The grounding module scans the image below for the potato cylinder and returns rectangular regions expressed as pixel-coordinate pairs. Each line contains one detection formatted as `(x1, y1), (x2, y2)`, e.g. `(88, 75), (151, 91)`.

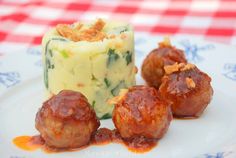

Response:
(42, 20), (136, 119)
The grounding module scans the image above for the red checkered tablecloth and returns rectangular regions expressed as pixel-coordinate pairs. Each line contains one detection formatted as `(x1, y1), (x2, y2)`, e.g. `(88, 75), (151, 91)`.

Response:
(0, 0), (236, 46)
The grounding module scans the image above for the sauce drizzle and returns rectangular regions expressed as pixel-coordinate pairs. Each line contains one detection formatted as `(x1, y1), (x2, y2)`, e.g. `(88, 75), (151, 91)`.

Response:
(13, 135), (44, 151)
(13, 128), (158, 154)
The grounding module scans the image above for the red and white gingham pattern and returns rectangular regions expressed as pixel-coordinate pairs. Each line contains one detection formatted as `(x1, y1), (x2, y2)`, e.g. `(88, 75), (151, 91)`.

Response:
(0, 0), (236, 46)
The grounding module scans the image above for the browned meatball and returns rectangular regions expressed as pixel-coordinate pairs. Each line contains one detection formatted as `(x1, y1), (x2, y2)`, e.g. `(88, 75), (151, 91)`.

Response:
(112, 86), (172, 139)
(159, 63), (213, 118)
(35, 90), (100, 149)
(141, 38), (187, 89)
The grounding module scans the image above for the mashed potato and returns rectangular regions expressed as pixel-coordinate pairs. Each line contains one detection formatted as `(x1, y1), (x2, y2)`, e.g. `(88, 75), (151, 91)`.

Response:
(42, 19), (136, 119)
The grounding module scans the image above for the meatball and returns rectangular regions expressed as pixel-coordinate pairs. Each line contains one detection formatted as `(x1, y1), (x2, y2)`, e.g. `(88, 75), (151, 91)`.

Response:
(112, 86), (172, 139)
(159, 63), (213, 118)
(35, 90), (100, 149)
(141, 38), (187, 89)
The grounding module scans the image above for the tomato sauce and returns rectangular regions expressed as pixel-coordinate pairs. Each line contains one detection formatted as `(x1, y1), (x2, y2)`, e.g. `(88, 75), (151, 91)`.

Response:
(13, 128), (158, 154)
(13, 135), (44, 151)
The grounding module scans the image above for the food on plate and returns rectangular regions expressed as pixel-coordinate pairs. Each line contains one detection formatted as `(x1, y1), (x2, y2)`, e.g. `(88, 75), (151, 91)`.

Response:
(14, 87), (168, 153)
(35, 90), (100, 148)
(159, 63), (213, 118)
(141, 37), (187, 89)
(13, 30), (215, 154)
(42, 19), (136, 119)
(112, 85), (172, 139)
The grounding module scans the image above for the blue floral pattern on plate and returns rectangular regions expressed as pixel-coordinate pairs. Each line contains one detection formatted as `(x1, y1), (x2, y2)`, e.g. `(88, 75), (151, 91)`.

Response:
(179, 40), (214, 63)
(223, 63), (236, 81)
(204, 152), (224, 158)
(197, 146), (236, 158)
(26, 47), (42, 67)
(26, 47), (41, 56)
(0, 72), (20, 88)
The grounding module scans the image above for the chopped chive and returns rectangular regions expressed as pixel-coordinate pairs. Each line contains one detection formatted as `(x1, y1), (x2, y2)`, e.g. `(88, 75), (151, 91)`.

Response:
(107, 48), (119, 67)
(92, 100), (96, 108)
(45, 38), (67, 56)
(100, 113), (111, 119)
(104, 78), (111, 88)
(92, 74), (97, 80)
(44, 58), (55, 89)
(44, 68), (48, 89)
(49, 49), (53, 57)
(125, 51), (132, 65)
(44, 58), (50, 88)
(60, 50), (69, 58)
(111, 80), (126, 96)
(120, 27), (128, 33)
(44, 38), (67, 89)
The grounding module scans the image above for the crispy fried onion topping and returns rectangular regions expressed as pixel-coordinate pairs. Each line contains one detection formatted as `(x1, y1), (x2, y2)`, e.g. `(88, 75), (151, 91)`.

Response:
(164, 63), (195, 75)
(56, 19), (107, 42)
(185, 77), (196, 89)
(107, 89), (128, 105)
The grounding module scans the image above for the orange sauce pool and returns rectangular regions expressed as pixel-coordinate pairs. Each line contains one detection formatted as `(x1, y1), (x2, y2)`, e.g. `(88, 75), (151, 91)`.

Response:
(13, 128), (158, 154)
(13, 135), (44, 151)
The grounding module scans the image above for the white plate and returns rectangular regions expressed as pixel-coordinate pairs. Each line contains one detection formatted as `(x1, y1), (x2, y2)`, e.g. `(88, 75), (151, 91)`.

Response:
(1, 34), (236, 158)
